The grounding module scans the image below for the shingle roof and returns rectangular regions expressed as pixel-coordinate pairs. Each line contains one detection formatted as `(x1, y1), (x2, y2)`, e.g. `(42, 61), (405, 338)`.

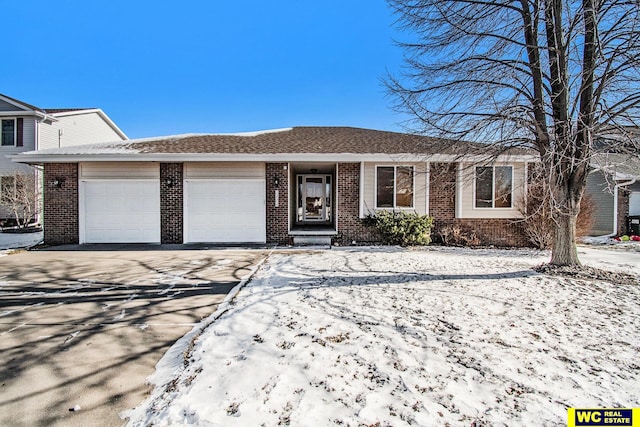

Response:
(0, 93), (45, 112)
(130, 126), (482, 155)
(0, 93), (95, 115)
(44, 108), (96, 114)
(14, 127), (537, 164)
(39, 126), (519, 156)
(592, 153), (640, 180)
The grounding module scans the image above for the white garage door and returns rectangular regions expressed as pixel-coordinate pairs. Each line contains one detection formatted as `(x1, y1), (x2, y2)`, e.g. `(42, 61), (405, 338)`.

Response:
(81, 180), (160, 243)
(185, 179), (265, 243)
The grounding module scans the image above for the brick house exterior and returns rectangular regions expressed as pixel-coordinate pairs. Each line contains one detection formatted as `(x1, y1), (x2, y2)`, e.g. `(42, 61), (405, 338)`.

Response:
(43, 163), (79, 245)
(335, 163), (381, 245)
(265, 162), (290, 245)
(160, 163), (184, 244)
(19, 127), (538, 247)
(428, 163), (528, 247)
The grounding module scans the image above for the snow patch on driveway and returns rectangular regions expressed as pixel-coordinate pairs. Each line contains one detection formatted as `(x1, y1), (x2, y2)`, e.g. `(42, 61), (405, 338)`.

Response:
(127, 247), (640, 426)
(0, 230), (43, 252)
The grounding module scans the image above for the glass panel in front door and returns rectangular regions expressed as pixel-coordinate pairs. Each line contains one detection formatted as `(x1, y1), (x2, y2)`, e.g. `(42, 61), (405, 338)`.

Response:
(304, 177), (325, 221)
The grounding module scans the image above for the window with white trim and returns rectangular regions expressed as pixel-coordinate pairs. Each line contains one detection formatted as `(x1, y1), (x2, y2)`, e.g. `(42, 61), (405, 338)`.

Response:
(475, 166), (513, 208)
(376, 165), (414, 208)
(1, 119), (15, 146)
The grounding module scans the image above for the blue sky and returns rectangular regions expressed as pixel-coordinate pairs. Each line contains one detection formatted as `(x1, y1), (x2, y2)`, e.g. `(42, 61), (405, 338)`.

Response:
(4, 1), (409, 139)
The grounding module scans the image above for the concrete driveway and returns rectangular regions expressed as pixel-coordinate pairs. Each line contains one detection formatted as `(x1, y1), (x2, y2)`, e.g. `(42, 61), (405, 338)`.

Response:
(0, 248), (267, 427)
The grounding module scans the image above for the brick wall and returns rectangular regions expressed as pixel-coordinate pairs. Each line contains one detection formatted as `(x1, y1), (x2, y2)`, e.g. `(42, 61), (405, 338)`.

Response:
(439, 218), (529, 247)
(618, 185), (630, 235)
(429, 163), (457, 221)
(429, 162), (530, 247)
(43, 163), (78, 245)
(160, 163), (183, 244)
(336, 163), (381, 244)
(266, 163), (289, 244)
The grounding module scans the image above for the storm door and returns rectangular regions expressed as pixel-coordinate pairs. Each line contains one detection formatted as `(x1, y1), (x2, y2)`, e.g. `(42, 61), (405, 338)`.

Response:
(297, 175), (332, 223)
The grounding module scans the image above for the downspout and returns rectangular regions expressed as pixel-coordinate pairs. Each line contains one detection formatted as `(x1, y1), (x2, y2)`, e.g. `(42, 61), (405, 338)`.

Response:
(600, 178), (636, 238)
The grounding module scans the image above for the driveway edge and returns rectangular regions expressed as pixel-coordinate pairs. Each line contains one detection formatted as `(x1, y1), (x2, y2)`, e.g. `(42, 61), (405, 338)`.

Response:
(122, 250), (273, 425)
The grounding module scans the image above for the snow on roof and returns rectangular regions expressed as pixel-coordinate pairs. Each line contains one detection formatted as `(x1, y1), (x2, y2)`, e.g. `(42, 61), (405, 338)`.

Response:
(12, 127), (537, 164)
(18, 133), (204, 156)
(211, 127), (293, 137)
(591, 153), (640, 180)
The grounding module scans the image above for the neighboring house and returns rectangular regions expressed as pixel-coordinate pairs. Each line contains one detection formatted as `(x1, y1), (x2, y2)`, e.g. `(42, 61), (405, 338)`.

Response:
(586, 153), (640, 236)
(12, 127), (538, 246)
(0, 93), (127, 223)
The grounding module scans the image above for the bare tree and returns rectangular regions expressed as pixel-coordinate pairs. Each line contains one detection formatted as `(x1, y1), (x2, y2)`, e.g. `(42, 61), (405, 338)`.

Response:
(0, 170), (38, 229)
(387, 0), (640, 265)
(517, 164), (595, 249)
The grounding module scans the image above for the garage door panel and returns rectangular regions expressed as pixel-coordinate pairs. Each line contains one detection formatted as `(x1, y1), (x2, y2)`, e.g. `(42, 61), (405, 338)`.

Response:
(82, 180), (160, 243)
(185, 180), (265, 243)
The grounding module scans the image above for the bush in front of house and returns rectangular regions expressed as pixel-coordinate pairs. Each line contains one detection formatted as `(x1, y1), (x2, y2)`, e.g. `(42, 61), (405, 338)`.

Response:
(436, 225), (481, 247)
(364, 211), (433, 246)
(516, 166), (595, 249)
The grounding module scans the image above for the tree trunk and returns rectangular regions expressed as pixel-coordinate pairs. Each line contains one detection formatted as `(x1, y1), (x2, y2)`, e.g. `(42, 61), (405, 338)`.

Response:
(549, 173), (584, 266)
(551, 211), (581, 266)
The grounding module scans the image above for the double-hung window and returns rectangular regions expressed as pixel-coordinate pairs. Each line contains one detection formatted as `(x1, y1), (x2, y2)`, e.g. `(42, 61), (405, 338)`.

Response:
(1, 119), (16, 146)
(475, 166), (513, 208)
(376, 165), (414, 208)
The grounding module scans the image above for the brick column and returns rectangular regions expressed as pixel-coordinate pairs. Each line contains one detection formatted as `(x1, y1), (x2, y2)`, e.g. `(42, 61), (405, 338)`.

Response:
(337, 163), (380, 244)
(160, 163), (183, 244)
(266, 163), (289, 244)
(618, 185), (630, 235)
(429, 162), (457, 221)
(43, 163), (78, 245)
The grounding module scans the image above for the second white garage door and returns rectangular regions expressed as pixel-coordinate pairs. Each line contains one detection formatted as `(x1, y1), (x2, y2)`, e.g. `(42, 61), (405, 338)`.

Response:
(185, 179), (265, 243)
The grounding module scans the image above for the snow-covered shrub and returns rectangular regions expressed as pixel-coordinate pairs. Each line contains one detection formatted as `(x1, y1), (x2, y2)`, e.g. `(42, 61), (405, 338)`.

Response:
(364, 211), (433, 246)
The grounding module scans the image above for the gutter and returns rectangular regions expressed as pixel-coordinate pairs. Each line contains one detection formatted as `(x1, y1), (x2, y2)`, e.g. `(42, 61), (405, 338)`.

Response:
(10, 152), (541, 165)
(599, 177), (637, 238)
(0, 111), (57, 121)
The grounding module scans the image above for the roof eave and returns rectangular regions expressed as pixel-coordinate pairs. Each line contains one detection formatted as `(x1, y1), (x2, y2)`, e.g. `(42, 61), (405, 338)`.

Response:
(0, 111), (56, 121)
(11, 152), (540, 165)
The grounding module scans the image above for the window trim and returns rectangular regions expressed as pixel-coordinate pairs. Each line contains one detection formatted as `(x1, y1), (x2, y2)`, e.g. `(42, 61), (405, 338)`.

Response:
(473, 165), (514, 209)
(1, 118), (17, 147)
(375, 165), (415, 209)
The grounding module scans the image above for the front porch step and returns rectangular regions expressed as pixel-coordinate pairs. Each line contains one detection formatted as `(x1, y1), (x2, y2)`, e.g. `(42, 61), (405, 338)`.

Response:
(292, 235), (332, 247)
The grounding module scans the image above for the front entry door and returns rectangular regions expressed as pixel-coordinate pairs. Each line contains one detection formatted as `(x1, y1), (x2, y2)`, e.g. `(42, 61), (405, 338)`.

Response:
(297, 174), (332, 223)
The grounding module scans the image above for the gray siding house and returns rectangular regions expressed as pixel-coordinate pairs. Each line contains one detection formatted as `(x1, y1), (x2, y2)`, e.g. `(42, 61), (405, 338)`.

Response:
(587, 154), (640, 236)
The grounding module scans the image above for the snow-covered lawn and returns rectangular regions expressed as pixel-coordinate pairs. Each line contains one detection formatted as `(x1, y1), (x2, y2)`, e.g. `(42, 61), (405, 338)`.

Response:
(126, 246), (640, 426)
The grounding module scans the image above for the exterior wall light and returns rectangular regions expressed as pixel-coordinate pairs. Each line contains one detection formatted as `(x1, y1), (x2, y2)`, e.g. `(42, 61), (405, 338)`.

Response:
(51, 178), (64, 188)
(274, 176), (279, 187)
(165, 178), (175, 188)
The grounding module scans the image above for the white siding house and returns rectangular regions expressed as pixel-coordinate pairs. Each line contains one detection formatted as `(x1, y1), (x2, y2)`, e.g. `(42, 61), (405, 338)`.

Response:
(0, 93), (127, 223)
(38, 109), (126, 150)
